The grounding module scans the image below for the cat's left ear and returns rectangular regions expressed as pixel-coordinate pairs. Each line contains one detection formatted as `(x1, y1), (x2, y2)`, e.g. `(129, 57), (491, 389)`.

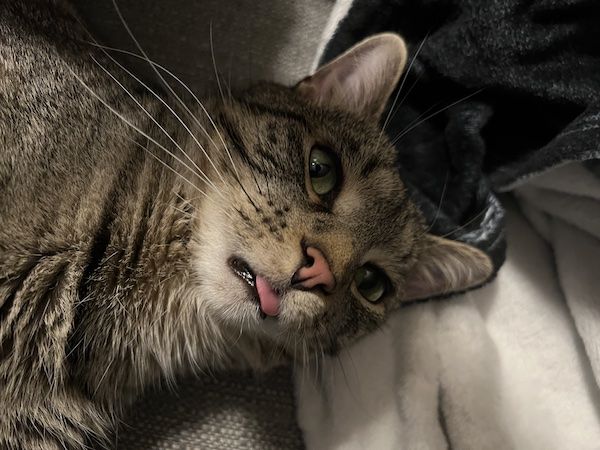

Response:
(401, 235), (494, 302)
(296, 33), (407, 119)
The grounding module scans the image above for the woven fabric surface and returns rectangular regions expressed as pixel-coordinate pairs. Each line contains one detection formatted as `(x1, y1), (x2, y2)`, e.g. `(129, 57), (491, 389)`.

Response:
(113, 367), (303, 450)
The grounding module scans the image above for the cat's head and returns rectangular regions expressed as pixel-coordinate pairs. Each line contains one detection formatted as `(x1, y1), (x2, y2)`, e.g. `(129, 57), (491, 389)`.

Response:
(191, 34), (492, 358)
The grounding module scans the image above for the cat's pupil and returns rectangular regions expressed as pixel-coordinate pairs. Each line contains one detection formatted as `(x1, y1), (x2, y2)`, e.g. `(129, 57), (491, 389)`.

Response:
(309, 160), (331, 178)
(357, 267), (378, 289)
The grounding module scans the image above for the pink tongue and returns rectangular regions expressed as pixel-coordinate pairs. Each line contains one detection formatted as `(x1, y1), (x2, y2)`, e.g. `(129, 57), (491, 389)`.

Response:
(255, 276), (280, 317)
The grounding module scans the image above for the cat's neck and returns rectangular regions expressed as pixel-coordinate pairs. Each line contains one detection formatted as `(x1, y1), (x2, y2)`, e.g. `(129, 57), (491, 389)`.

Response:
(67, 117), (225, 404)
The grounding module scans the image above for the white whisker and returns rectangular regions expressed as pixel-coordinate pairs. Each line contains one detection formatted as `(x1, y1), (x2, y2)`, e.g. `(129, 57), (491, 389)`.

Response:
(93, 359), (114, 396)
(391, 89), (484, 146)
(67, 67), (211, 197)
(394, 71), (425, 114)
(209, 21), (226, 104)
(94, 50), (228, 189)
(438, 208), (488, 239)
(124, 136), (211, 202)
(90, 56), (227, 202)
(107, 1), (241, 183)
(169, 205), (193, 217)
(421, 170), (449, 236)
(380, 33), (429, 138)
(85, 41), (242, 183)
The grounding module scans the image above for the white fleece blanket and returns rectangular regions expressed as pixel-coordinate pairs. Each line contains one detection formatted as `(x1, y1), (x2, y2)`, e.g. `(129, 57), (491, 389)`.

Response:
(295, 162), (600, 449)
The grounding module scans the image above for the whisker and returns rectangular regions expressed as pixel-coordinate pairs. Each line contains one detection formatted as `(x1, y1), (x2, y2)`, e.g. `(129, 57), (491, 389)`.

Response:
(108, 0), (241, 183)
(395, 100), (443, 138)
(248, 166), (263, 196)
(393, 71), (425, 117)
(237, 181), (261, 211)
(422, 170), (450, 236)
(169, 205), (193, 217)
(93, 359), (114, 396)
(209, 21), (227, 104)
(68, 66), (211, 190)
(87, 58), (223, 199)
(438, 207), (488, 239)
(82, 40), (256, 210)
(380, 33), (429, 137)
(119, 135), (217, 211)
(391, 89), (484, 146)
(94, 48), (229, 189)
(265, 176), (272, 203)
(227, 51), (233, 102)
(335, 353), (353, 396)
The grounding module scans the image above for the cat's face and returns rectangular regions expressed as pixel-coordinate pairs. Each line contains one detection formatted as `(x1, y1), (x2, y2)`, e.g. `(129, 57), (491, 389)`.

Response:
(195, 88), (423, 355)
(192, 34), (492, 359)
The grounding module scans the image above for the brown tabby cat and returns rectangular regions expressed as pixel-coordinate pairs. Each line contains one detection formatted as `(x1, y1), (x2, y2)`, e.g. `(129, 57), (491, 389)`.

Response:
(0, 1), (492, 448)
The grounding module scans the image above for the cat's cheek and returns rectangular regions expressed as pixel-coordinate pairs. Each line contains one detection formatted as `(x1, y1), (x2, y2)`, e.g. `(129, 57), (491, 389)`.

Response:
(197, 281), (242, 317)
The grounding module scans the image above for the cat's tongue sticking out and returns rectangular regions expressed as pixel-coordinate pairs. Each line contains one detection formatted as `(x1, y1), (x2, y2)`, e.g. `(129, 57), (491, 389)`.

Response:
(256, 276), (280, 316)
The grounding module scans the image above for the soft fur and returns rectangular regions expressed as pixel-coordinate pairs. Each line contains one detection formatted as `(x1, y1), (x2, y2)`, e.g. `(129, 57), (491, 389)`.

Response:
(0, 1), (492, 448)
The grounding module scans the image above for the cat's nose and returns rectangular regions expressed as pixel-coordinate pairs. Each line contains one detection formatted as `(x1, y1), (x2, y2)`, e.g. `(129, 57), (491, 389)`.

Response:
(291, 246), (336, 292)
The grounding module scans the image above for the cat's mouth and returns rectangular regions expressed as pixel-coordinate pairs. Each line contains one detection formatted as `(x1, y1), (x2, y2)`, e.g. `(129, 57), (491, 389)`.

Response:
(228, 257), (281, 318)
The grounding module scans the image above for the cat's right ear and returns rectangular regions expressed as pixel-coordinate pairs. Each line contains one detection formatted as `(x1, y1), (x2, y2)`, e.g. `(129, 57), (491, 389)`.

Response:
(296, 33), (408, 119)
(400, 234), (494, 302)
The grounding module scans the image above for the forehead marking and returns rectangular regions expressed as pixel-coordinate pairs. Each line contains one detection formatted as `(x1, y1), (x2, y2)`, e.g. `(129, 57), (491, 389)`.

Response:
(361, 155), (381, 178)
(242, 100), (309, 127)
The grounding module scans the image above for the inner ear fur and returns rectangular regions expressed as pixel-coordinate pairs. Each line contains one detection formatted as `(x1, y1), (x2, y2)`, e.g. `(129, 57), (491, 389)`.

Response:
(296, 33), (408, 119)
(401, 235), (494, 303)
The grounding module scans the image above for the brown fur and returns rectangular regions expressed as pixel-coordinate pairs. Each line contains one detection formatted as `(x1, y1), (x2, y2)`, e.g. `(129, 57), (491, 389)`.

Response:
(0, 2), (492, 448)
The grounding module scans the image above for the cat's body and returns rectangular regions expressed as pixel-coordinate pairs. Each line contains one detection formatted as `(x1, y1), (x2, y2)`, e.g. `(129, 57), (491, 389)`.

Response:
(0, 3), (220, 447)
(0, 1), (492, 448)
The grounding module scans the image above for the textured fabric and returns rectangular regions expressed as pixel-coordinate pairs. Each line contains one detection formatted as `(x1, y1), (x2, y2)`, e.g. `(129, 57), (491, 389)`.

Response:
(516, 161), (600, 388)
(115, 368), (303, 450)
(72, 0), (336, 95)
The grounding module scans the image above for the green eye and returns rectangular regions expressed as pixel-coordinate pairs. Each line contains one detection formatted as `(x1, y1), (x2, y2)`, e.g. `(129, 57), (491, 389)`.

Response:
(309, 147), (338, 195)
(354, 264), (388, 303)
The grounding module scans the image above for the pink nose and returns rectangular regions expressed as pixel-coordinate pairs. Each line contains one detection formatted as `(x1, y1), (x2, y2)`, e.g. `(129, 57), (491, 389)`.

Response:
(292, 246), (336, 292)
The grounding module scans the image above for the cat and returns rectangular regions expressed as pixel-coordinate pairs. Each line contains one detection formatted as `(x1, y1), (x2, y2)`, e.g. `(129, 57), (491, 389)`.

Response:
(0, 1), (493, 448)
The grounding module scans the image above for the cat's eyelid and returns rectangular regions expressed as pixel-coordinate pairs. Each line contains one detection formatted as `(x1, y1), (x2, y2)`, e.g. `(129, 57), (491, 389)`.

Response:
(359, 249), (390, 269)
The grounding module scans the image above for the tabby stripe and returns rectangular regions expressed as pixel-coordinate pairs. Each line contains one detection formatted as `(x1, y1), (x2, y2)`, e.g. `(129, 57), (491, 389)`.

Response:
(361, 156), (380, 178)
(254, 145), (284, 171)
(242, 100), (310, 127)
(124, 193), (153, 280)
(77, 149), (143, 300)
(218, 113), (278, 177)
